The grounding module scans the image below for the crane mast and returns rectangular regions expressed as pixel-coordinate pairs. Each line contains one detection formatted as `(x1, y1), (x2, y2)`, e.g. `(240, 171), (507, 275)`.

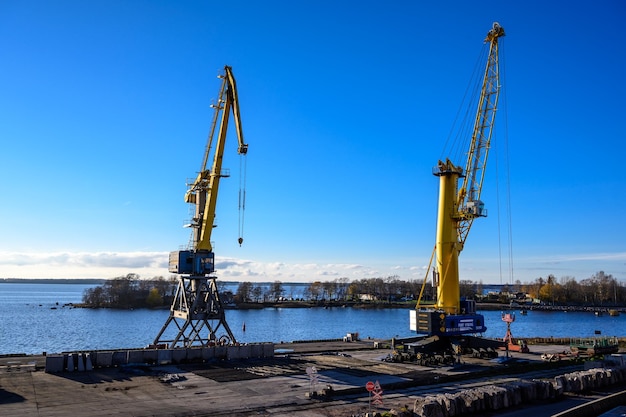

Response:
(411, 23), (505, 337)
(154, 65), (248, 348)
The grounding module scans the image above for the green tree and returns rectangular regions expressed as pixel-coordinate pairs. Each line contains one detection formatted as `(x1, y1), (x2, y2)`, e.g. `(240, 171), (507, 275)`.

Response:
(146, 288), (163, 307)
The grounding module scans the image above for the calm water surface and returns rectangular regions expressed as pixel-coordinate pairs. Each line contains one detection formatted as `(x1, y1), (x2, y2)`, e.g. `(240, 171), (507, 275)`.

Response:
(0, 283), (623, 355)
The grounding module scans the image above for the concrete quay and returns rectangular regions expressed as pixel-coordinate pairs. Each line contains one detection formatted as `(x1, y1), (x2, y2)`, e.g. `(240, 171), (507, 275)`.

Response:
(0, 340), (624, 417)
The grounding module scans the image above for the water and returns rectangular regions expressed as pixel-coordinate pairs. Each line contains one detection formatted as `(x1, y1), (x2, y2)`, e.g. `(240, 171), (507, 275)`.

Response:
(0, 282), (623, 355)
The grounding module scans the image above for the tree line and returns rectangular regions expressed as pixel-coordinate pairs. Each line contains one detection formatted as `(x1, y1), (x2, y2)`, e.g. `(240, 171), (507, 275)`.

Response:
(234, 271), (626, 307)
(82, 274), (175, 308)
(81, 271), (625, 309)
(508, 271), (624, 306)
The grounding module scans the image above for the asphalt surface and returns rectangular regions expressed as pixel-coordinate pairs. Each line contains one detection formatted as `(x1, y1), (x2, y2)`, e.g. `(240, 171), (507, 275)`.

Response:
(0, 340), (622, 416)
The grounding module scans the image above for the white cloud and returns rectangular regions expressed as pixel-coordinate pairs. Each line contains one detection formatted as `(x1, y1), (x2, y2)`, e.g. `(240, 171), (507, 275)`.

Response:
(534, 252), (626, 263)
(1, 250), (622, 283)
(0, 250), (423, 282)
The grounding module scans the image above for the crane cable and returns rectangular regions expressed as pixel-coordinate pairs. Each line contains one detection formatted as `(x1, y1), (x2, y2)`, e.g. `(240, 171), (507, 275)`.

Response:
(416, 246), (436, 309)
(440, 44), (490, 166)
(238, 153), (247, 246)
(494, 43), (515, 285)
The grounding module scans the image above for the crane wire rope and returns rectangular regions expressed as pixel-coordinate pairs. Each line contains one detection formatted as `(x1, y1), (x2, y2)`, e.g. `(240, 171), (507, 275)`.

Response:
(493, 41), (515, 286)
(501, 44), (515, 285)
(238, 152), (247, 245)
(416, 246), (436, 309)
(440, 44), (490, 166)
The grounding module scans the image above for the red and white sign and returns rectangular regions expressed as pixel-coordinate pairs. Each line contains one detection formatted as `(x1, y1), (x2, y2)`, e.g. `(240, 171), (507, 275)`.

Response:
(365, 381), (375, 391)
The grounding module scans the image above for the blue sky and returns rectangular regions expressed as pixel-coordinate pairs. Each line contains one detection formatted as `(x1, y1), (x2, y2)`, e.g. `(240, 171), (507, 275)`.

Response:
(1, 1), (624, 284)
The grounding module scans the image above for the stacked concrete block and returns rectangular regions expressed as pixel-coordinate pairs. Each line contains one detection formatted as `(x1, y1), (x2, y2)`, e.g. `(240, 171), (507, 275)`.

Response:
(43, 342), (276, 372)
(412, 369), (626, 417)
(555, 367), (626, 393)
(413, 379), (556, 417)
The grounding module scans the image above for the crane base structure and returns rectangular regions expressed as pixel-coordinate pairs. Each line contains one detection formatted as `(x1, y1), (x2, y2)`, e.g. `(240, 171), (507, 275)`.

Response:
(153, 275), (236, 348)
(404, 305), (504, 364)
(392, 334), (503, 365)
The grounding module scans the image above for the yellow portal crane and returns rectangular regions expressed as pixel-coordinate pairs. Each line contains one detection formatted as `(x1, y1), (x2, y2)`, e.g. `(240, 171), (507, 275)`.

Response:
(411, 23), (505, 337)
(154, 65), (248, 348)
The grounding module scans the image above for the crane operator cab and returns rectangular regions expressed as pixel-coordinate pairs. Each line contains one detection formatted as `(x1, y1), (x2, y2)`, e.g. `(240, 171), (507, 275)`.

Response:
(169, 250), (215, 275)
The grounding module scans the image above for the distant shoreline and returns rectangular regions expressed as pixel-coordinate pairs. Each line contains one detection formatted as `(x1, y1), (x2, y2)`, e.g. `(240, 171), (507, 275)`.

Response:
(4, 280), (625, 314)
(0, 278), (106, 285)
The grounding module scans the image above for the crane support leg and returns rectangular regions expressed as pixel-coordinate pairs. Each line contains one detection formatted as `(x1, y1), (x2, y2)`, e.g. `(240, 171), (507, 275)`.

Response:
(153, 276), (236, 347)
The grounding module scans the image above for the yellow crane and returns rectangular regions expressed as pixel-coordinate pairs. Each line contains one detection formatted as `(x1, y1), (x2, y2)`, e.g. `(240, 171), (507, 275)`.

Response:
(154, 65), (248, 348)
(171, 65), (248, 275)
(410, 23), (505, 338)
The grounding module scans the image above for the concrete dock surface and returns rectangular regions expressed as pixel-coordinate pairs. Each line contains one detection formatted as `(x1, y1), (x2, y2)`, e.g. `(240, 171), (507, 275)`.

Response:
(0, 341), (623, 416)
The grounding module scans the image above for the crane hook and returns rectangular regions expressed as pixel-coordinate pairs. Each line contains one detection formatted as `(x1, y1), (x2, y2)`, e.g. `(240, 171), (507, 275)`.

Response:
(238, 237), (243, 246)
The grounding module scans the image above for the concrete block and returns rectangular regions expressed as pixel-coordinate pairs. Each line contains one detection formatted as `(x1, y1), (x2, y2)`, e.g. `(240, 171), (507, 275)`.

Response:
(238, 344), (251, 359)
(584, 361), (603, 370)
(172, 349), (187, 363)
(414, 396), (445, 417)
(250, 343), (262, 358)
(67, 354), (75, 372)
(608, 354), (626, 366)
(157, 349), (172, 365)
(85, 353), (93, 371)
(143, 349), (158, 364)
(77, 353), (85, 371)
(227, 345), (241, 360)
(127, 350), (145, 364)
(95, 351), (113, 368)
(187, 347), (202, 362)
(202, 346), (215, 360)
(112, 351), (128, 366)
(214, 345), (227, 360)
(263, 343), (275, 358)
(45, 355), (65, 373)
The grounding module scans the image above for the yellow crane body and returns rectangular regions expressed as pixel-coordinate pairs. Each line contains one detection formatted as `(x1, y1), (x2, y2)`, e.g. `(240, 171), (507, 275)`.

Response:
(434, 160), (463, 314)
